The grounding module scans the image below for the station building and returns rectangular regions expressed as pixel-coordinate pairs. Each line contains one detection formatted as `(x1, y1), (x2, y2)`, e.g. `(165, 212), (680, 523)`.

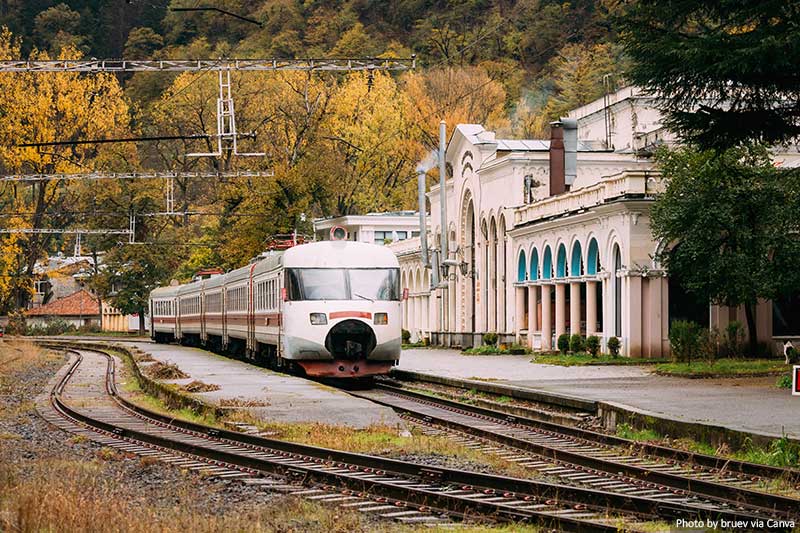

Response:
(313, 211), (422, 245)
(392, 86), (800, 356)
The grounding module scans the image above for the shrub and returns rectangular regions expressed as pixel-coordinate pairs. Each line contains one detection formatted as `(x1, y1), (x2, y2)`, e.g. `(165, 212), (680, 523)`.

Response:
(787, 347), (799, 365)
(586, 335), (600, 357)
(698, 328), (719, 363)
(78, 323), (102, 334)
(509, 343), (529, 355)
(607, 336), (621, 356)
(557, 333), (570, 354)
(669, 320), (701, 364)
(776, 374), (792, 389)
(569, 334), (584, 353)
(725, 321), (744, 357)
(482, 332), (498, 346)
(5, 311), (26, 335)
(401, 329), (411, 344)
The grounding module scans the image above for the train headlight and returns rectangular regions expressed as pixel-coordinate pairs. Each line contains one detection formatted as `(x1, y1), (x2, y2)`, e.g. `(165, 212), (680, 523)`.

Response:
(309, 313), (327, 325)
(373, 312), (388, 325)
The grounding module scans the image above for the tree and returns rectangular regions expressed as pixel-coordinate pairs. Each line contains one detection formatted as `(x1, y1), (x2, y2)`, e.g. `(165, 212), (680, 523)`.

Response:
(92, 245), (175, 334)
(0, 31), (135, 309)
(651, 144), (800, 356)
(123, 27), (164, 59)
(617, 0), (800, 150)
(33, 3), (85, 53)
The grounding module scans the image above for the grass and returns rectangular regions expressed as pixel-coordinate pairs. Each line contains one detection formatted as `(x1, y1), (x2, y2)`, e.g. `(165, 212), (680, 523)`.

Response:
(0, 340), (60, 377)
(616, 423), (800, 469)
(463, 344), (530, 356)
(530, 352), (666, 366)
(653, 358), (788, 377)
(0, 457), (435, 533)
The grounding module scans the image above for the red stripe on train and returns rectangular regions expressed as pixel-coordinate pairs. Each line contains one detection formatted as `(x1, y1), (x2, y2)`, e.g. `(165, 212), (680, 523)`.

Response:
(329, 311), (372, 319)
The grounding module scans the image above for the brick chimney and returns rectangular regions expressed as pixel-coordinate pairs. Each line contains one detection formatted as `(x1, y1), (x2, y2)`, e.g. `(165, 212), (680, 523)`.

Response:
(549, 122), (566, 196)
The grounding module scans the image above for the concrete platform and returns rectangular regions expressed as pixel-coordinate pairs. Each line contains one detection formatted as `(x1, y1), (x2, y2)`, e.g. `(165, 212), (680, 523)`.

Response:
(399, 348), (800, 441)
(123, 342), (403, 429)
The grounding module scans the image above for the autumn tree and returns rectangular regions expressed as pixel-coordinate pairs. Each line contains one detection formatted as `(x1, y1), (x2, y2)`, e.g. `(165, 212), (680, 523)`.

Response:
(0, 29), (135, 308)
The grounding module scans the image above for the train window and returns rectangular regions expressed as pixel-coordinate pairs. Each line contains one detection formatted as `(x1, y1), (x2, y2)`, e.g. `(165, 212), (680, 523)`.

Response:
(284, 268), (399, 301)
(350, 269), (400, 301)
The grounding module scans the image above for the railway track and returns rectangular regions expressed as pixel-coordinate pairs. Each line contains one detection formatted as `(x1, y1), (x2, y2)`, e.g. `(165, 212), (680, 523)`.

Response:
(348, 383), (800, 523)
(36, 345), (781, 532)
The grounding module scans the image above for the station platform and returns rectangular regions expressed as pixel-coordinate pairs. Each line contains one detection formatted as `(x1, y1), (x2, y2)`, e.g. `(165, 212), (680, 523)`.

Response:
(122, 342), (403, 429)
(398, 348), (800, 441)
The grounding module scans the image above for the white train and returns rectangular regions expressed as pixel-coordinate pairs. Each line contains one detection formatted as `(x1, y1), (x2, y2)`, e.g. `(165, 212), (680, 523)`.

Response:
(149, 240), (402, 378)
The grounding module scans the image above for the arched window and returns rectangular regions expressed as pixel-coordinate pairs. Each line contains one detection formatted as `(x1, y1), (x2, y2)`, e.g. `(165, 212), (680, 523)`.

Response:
(517, 250), (527, 282)
(556, 243), (567, 278)
(542, 246), (553, 279)
(570, 241), (582, 277)
(587, 239), (600, 275)
(530, 248), (539, 281)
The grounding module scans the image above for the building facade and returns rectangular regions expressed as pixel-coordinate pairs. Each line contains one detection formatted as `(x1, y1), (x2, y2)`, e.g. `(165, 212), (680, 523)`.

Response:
(393, 87), (800, 355)
(313, 211), (422, 245)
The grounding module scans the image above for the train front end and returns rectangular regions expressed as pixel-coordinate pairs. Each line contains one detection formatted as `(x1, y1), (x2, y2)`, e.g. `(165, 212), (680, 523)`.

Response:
(280, 241), (401, 378)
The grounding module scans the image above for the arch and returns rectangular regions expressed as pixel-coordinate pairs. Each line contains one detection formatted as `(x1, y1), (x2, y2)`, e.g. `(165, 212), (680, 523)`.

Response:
(556, 243), (567, 278)
(517, 249), (527, 282)
(570, 241), (583, 277)
(529, 247), (539, 281)
(542, 246), (553, 279)
(587, 238), (600, 276)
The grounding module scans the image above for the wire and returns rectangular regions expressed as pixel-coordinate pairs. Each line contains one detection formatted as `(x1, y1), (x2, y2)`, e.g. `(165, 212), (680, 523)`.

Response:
(17, 134), (210, 148)
(170, 7), (263, 27)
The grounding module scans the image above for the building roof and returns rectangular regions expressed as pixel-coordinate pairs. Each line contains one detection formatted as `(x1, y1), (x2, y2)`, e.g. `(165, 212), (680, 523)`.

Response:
(26, 289), (100, 317)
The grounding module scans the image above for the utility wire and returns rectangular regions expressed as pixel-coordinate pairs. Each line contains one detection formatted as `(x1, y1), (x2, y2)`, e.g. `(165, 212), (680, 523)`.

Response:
(170, 7), (263, 27)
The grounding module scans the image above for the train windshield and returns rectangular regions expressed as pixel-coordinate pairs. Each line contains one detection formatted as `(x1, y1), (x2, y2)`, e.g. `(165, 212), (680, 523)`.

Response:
(286, 268), (399, 301)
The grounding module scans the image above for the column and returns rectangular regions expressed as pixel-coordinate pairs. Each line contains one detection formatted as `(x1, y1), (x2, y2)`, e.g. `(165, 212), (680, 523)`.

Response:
(497, 239), (506, 332)
(415, 296), (422, 339)
(402, 296), (408, 330)
(541, 284), (552, 350)
(586, 281), (597, 336)
(408, 295), (415, 338)
(555, 283), (566, 340)
(488, 241), (496, 332)
(648, 277), (663, 358)
(528, 285), (538, 349)
(626, 275), (642, 357)
(515, 287), (525, 342)
(569, 282), (581, 336)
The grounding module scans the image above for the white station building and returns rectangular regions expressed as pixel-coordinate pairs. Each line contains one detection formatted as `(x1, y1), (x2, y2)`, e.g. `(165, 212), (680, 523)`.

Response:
(389, 86), (800, 356)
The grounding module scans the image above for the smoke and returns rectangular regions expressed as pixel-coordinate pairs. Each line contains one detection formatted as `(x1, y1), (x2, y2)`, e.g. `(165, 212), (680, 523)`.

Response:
(416, 150), (438, 173)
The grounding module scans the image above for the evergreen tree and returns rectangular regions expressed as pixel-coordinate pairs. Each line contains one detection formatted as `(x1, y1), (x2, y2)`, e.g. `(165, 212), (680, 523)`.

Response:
(617, 0), (800, 150)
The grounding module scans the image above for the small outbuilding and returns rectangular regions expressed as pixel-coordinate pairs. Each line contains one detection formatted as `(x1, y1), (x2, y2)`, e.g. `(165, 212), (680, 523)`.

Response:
(25, 289), (101, 329)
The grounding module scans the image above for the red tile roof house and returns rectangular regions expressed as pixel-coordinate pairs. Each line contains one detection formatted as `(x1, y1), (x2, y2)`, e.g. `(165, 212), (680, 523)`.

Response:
(24, 289), (101, 329)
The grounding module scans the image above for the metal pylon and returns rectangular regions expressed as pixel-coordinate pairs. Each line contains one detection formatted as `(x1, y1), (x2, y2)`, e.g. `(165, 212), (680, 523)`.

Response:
(187, 68), (265, 158)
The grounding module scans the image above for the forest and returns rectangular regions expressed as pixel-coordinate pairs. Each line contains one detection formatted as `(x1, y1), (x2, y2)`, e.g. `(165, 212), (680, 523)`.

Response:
(0, 0), (623, 312)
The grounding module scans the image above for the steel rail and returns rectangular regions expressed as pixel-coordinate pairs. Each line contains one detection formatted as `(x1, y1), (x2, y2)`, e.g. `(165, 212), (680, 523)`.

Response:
(360, 384), (800, 518)
(382, 380), (800, 482)
(44, 348), (640, 532)
(39, 341), (791, 530)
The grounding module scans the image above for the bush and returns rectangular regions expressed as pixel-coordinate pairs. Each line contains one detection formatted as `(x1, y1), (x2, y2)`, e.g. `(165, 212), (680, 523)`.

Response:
(5, 311), (26, 335)
(607, 336), (621, 356)
(724, 321), (744, 357)
(569, 334), (584, 353)
(401, 329), (411, 344)
(78, 323), (102, 334)
(586, 335), (600, 357)
(776, 374), (792, 389)
(557, 333), (570, 354)
(669, 320), (702, 364)
(787, 347), (799, 365)
(509, 343), (529, 355)
(482, 332), (498, 346)
(698, 328), (719, 363)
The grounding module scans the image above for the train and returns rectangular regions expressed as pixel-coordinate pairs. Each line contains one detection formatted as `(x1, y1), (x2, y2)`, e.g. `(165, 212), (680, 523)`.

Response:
(149, 238), (402, 378)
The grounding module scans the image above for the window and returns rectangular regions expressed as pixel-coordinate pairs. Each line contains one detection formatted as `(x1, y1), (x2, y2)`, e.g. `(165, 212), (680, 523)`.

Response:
(285, 268), (400, 301)
(396, 231), (407, 240)
(374, 231), (392, 245)
(35, 280), (51, 296)
(412, 231), (419, 238)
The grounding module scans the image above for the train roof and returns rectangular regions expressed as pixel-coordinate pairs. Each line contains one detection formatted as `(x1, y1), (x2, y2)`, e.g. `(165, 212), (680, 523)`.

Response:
(283, 241), (399, 268)
(150, 284), (180, 298)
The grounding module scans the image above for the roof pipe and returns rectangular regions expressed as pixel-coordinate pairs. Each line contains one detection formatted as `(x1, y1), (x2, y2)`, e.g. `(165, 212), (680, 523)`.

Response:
(417, 169), (429, 268)
(439, 121), (448, 274)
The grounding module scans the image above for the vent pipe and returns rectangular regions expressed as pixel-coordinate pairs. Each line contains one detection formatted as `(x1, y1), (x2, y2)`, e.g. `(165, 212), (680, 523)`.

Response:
(562, 118), (578, 187)
(439, 120), (448, 273)
(549, 121), (565, 196)
(417, 169), (429, 267)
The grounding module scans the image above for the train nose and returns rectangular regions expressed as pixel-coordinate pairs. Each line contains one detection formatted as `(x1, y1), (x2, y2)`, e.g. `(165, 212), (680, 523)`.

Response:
(324, 319), (377, 360)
